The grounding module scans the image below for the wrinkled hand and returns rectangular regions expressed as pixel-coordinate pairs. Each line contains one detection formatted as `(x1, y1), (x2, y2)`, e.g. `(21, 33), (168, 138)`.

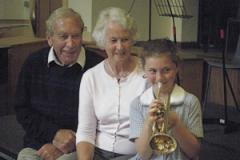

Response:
(37, 143), (63, 160)
(52, 129), (76, 154)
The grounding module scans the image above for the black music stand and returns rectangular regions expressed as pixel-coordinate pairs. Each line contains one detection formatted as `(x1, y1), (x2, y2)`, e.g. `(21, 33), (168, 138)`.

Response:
(150, 0), (192, 43)
(202, 18), (240, 134)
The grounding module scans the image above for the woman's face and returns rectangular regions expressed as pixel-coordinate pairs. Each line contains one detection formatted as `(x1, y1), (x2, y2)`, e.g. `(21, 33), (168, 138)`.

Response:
(104, 22), (133, 63)
(144, 55), (178, 92)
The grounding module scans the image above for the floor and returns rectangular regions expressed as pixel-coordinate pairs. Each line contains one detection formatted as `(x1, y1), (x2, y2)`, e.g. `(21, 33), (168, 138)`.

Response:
(200, 103), (240, 160)
(0, 103), (240, 160)
(0, 115), (23, 159)
(0, 84), (7, 116)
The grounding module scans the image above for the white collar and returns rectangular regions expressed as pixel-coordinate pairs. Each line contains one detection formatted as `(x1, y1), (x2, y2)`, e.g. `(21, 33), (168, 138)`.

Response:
(140, 84), (186, 106)
(47, 46), (86, 68)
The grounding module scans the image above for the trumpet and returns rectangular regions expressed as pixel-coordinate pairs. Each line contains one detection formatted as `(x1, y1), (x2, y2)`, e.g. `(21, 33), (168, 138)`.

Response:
(149, 83), (177, 154)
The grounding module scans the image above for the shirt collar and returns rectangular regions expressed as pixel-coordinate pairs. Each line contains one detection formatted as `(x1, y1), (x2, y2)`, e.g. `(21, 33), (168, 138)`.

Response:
(140, 84), (186, 106)
(47, 46), (86, 68)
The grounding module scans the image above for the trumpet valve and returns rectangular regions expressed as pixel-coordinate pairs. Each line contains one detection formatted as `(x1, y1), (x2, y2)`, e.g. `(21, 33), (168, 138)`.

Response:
(156, 108), (165, 118)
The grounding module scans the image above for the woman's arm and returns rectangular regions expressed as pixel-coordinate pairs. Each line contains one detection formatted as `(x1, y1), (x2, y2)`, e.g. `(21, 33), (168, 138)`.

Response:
(76, 142), (94, 160)
(76, 72), (97, 160)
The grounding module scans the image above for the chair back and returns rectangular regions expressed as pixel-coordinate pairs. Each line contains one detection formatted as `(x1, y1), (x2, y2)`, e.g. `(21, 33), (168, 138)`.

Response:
(232, 34), (240, 64)
(225, 18), (240, 64)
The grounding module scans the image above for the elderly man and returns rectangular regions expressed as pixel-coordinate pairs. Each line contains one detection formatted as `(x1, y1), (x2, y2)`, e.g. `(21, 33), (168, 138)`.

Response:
(15, 7), (103, 160)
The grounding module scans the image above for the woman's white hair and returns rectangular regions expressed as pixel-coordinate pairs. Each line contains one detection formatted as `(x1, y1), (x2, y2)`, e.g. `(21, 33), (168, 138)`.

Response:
(92, 7), (137, 49)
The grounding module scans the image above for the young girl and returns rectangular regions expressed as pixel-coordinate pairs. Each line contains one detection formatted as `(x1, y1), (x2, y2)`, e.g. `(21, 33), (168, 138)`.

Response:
(129, 39), (203, 160)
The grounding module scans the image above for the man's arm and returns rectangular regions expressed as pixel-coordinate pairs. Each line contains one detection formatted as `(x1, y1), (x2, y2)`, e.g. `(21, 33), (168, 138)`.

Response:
(52, 129), (76, 153)
(37, 143), (63, 160)
(14, 51), (61, 143)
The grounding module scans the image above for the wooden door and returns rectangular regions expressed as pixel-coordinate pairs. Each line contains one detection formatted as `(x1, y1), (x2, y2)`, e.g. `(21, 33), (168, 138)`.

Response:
(33, 0), (63, 37)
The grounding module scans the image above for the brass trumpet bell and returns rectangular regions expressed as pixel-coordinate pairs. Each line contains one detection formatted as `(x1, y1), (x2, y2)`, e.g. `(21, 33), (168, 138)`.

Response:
(149, 133), (177, 154)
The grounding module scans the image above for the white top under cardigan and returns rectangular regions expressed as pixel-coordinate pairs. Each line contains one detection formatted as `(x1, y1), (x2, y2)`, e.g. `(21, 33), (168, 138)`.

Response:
(76, 60), (147, 155)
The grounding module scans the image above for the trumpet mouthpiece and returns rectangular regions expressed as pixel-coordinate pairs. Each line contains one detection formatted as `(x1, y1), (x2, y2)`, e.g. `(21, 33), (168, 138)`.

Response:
(156, 82), (163, 99)
(157, 82), (162, 89)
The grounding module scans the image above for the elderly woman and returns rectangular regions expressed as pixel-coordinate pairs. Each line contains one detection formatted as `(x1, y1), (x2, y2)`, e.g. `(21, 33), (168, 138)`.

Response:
(76, 7), (146, 160)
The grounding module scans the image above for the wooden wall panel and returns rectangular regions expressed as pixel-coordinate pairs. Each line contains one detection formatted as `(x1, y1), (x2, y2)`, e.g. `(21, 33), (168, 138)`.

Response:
(179, 59), (204, 102)
(35, 0), (50, 37)
(35, 0), (63, 37)
(7, 41), (48, 114)
(50, 0), (63, 11)
(208, 67), (240, 107)
(0, 49), (8, 115)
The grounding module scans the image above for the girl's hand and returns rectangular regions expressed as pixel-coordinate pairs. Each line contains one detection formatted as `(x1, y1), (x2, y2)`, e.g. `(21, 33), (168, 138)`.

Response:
(147, 99), (164, 124)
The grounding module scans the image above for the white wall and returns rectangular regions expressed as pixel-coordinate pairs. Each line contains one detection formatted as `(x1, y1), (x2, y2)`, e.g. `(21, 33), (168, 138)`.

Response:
(0, 0), (3, 19)
(151, 5), (173, 40)
(0, 0), (199, 42)
(92, 0), (149, 40)
(181, 0), (199, 42)
(151, 0), (199, 42)
(68, 0), (93, 32)
(69, 0), (149, 41)
(69, 0), (199, 42)
(0, 0), (30, 19)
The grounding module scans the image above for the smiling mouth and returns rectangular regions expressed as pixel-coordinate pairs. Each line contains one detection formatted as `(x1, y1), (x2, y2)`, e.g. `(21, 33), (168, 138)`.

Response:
(116, 52), (127, 56)
(63, 50), (77, 54)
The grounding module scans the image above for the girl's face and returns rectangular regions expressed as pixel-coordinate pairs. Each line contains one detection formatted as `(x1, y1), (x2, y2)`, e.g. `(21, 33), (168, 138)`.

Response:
(144, 55), (178, 92)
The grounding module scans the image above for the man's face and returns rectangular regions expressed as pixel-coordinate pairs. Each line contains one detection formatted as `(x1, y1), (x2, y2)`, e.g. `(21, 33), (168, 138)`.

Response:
(47, 17), (83, 65)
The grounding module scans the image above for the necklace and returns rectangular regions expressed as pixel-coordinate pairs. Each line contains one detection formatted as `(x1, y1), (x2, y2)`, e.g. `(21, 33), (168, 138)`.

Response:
(105, 59), (132, 80)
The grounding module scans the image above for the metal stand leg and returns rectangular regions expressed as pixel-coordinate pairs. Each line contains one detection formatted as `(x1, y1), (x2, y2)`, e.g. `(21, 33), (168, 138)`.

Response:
(202, 63), (212, 112)
(203, 64), (240, 133)
(222, 69), (240, 133)
(202, 64), (224, 125)
(203, 19), (240, 134)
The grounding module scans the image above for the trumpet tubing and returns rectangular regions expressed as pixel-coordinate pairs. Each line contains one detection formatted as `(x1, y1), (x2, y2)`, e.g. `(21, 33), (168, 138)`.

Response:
(149, 89), (177, 154)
